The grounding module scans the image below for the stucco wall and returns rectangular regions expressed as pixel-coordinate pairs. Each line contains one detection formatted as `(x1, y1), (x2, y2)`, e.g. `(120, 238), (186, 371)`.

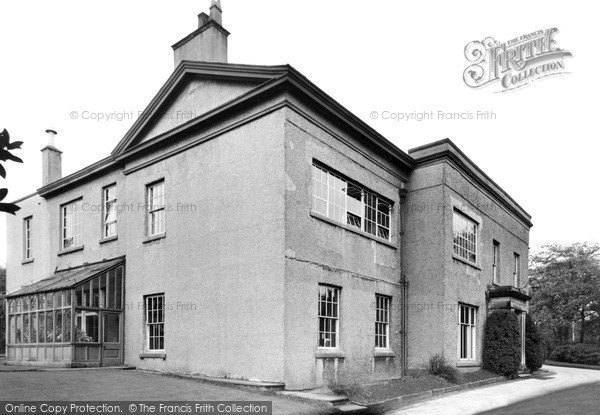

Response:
(6, 194), (50, 293)
(6, 104), (287, 383)
(122, 108), (286, 381)
(282, 104), (405, 389)
(139, 77), (261, 144)
(405, 160), (530, 369)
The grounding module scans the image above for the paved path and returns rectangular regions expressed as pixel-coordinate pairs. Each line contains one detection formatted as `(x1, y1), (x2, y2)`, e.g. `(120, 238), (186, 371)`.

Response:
(0, 369), (330, 415)
(388, 365), (600, 414)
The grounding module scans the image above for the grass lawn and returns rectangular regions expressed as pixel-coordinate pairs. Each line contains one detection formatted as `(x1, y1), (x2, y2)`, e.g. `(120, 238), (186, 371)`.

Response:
(477, 381), (600, 415)
(341, 369), (501, 404)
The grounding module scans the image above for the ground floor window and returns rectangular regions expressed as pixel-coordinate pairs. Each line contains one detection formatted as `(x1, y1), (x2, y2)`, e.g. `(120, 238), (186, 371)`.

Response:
(459, 303), (477, 360)
(318, 285), (340, 348)
(145, 294), (165, 351)
(75, 310), (99, 342)
(375, 295), (391, 349)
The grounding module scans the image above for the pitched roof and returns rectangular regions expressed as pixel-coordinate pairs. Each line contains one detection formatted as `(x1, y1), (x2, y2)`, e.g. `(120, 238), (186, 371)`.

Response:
(6, 256), (125, 298)
(37, 61), (414, 197)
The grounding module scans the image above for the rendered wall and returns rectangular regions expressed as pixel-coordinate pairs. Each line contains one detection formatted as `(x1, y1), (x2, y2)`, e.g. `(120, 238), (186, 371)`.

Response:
(282, 103), (405, 389)
(405, 160), (530, 369)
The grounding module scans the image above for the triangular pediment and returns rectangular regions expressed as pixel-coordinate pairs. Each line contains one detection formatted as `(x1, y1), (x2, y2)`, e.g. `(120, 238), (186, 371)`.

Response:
(111, 62), (289, 156)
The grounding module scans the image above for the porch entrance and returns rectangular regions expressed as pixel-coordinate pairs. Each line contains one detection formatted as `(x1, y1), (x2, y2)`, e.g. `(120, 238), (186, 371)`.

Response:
(101, 312), (122, 366)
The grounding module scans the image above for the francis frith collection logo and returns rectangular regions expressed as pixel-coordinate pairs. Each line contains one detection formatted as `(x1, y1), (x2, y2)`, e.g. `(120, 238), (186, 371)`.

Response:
(463, 28), (572, 92)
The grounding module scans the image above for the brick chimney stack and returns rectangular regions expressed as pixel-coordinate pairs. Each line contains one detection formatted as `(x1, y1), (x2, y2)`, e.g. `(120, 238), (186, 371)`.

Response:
(41, 129), (62, 186)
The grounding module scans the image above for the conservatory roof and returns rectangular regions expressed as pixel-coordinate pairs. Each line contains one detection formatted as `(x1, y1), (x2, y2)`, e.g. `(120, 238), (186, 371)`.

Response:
(6, 256), (125, 298)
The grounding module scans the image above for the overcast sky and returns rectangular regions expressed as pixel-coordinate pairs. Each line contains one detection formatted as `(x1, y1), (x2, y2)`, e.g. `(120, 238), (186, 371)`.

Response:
(0, 0), (598, 265)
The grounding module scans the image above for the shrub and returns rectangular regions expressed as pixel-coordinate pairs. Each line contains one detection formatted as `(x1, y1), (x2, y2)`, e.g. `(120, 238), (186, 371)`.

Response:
(483, 310), (521, 378)
(327, 367), (372, 402)
(427, 353), (459, 383)
(525, 314), (545, 372)
(549, 344), (600, 365)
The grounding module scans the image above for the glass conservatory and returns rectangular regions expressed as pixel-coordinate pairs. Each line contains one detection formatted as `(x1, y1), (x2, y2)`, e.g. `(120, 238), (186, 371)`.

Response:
(6, 257), (124, 367)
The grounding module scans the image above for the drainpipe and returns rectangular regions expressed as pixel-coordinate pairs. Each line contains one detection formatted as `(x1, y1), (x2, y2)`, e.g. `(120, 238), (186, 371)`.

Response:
(399, 185), (409, 376)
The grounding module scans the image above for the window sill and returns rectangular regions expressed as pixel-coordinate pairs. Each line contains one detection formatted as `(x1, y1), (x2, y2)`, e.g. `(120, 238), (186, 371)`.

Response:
(374, 349), (396, 358)
(310, 211), (396, 249)
(456, 360), (480, 367)
(452, 254), (481, 270)
(140, 352), (166, 360)
(21, 258), (34, 265)
(99, 235), (118, 244)
(143, 233), (166, 244)
(315, 349), (346, 359)
(58, 245), (84, 256)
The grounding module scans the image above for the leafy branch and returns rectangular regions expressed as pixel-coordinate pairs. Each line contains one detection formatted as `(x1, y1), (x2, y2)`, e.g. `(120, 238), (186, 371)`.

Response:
(0, 128), (23, 215)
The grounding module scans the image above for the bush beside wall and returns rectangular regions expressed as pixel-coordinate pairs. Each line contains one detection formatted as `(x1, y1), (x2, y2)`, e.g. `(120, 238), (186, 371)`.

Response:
(549, 344), (600, 366)
(525, 314), (545, 372)
(483, 310), (521, 378)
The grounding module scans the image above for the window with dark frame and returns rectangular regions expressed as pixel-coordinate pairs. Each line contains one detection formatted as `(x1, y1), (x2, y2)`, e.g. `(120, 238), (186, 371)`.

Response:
(102, 184), (117, 238)
(492, 240), (500, 284)
(147, 181), (165, 236)
(311, 164), (391, 241)
(23, 216), (32, 260)
(459, 304), (477, 360)
(145, 294), (165, 351)
(375, 295), (390, 349)
(453, 211), (477, 263)
(318, 285), (339, 348)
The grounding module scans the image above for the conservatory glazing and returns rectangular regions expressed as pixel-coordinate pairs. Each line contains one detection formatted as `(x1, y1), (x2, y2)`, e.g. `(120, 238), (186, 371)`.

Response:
(5, 257), (125, 367)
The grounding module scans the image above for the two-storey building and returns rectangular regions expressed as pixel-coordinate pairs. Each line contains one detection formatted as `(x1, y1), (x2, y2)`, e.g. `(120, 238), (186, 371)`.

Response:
(5, 1), (532, 390)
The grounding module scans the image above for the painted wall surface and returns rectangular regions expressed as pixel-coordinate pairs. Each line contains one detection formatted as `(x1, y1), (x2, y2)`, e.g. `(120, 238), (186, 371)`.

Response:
(6, 87), (288, 381)
(6, 168), (124, 294)
(405, 161), (530, 369)
(123, 108), (286, 381)
(6, 194), (50, 293)
(282, 103), (405, 389)
(139, 77), (260, 144)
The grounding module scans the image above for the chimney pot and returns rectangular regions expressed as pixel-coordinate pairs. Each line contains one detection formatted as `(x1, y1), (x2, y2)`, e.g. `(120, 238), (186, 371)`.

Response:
(41, 129), (62, 186)
(45, 129), (57, 147)
(198, 12), (209, 27)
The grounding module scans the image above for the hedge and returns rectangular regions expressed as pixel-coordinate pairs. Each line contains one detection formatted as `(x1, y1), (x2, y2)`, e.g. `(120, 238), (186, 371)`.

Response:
(549, 344), (600, 366)
(483, 309), (521, 378)
(525, 314), (545, 372)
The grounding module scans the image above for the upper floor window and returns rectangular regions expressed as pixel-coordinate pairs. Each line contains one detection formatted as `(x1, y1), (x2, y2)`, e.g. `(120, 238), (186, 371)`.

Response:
(453, 211), (477, 263)
(61, 199), (83, 249)
(318, 285), (340, 348)
(492, 240), (500, 284)
(311, 164), (391, 240)
(513, 253), (521, 286)
(23, 216), (32, 260)
(375, 294), (391, 349)
(147, 181), (165, 236)
(102, 184), (117, 238)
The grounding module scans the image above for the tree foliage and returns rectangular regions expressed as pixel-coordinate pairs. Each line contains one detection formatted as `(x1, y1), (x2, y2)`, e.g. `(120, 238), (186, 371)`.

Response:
(483, 309), (522, 378)
(0, 128), (23, 215)
(529, 243), (600, 344)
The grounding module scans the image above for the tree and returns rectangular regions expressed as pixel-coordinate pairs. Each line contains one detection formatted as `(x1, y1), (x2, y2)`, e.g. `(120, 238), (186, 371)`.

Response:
(0, 128), (23, 214)
(483, 309), (522, 378)
(529, 243), (600, 345)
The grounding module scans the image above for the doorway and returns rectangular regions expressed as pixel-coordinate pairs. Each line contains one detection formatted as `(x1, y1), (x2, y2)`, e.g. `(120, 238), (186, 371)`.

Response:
(101, 311), (123, 366)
